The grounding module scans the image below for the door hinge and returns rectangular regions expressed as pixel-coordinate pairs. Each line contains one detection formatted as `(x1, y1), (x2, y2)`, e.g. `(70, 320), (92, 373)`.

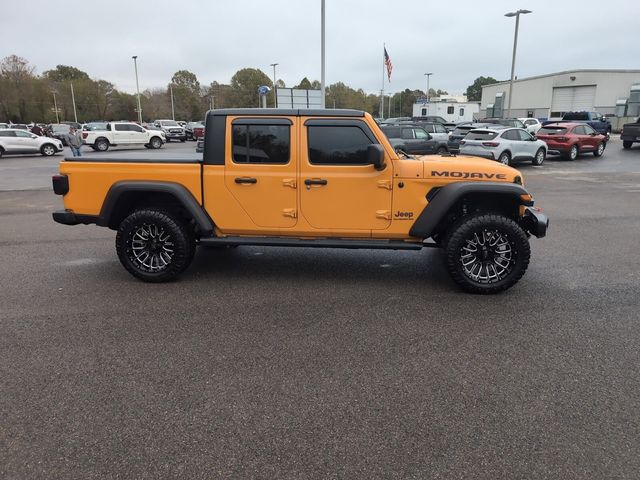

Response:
(282, 178), (297, 188)
(377, 180), (393, 190)
(282, 208), (297, 218)
(376, 210), (391, 220)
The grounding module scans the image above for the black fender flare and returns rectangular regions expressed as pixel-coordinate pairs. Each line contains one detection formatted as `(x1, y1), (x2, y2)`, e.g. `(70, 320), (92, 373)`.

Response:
(98, 181), (214, 234)
(409, 181), (531, 238)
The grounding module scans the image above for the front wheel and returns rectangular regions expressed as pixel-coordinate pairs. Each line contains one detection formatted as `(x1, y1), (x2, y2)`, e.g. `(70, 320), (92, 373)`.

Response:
(149, 136), (162, 149)
(41, 144), (56, 156)
(116, 209), (195, 283)
(623, 141), (632, 149)
(443, 214), (531, 294)
(532, 148), (545, 166)
(594, 142), (605, 157)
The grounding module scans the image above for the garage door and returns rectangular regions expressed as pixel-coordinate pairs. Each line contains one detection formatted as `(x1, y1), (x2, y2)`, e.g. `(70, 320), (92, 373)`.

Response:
(551, 86), (596, 115)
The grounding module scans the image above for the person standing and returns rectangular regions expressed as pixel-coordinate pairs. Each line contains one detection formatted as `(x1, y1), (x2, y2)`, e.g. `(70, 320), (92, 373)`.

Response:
(65, 126), (83, 157)
(31, 124), (43, 136)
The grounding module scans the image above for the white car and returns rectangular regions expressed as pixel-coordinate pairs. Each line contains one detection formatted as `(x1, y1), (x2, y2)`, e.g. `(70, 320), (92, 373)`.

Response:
(518, 118), (542, 135)
(83, 122), (165, 152)
(0, 129), (63, 157)
(460, 127), (548, 166)
(154, 120), (186, 142)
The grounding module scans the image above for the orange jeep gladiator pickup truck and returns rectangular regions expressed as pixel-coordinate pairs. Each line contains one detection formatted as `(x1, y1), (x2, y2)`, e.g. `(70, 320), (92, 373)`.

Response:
(52, 109), (548, 293)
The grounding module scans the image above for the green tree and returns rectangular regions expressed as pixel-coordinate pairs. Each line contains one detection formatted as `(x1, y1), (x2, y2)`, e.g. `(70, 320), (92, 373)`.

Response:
(228, 68), (272, 107)
(465, 76), (498, 102)
(295, 77), (313, 89)
(43, 65), (89, 82)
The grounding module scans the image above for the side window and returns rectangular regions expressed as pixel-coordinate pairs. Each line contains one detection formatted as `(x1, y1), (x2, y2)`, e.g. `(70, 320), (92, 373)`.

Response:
(459, 108), (465, 116)
(435, 124), (447, 133)
(583, 125), (596, 135)
(414, 128), (429, 139)
(232, 124), (290, 164)
(0, 131), (16, 137)
(115, 124), (127, 131)
(501, 130), (517, 141)
(518, 129), (532, 141)
(421, 108), (427, 116)
(447, 106), (454, 114)
(308, 125), (373, 165)
(401, 128), (414, 140)
(573, 125), (585, 135)
(15, 130), (31, 138)
(131, 125), (144, 133)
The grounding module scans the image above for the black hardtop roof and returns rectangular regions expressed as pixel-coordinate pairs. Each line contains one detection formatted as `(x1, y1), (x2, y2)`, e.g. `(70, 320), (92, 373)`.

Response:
(206, 108), (365, 118)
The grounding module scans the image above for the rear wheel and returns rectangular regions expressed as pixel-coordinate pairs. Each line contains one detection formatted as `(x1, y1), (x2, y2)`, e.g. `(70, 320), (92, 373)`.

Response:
(40, 144), (56, 156)
(594, 142), (605, 157)
(116, 209), (195, 283)
(180, 138), (186, 143)
(498, 151), (511, 166)
(0, 147), (4, 158)
(567, 144), (578, 161)
(532, 148), (545, 166)
(623, 141), (632, 149)
(443, 214), (530, 294)
(436, 146), (447, 155)
(95, 138), (109, 152)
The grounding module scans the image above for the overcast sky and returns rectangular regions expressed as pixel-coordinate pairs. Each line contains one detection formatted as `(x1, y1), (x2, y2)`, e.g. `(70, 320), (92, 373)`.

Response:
(5, 0), (638, 95)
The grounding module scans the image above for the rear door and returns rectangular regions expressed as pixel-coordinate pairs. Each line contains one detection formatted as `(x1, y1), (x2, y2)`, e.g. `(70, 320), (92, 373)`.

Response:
(0, 130), (18, 152)
(14, 130), (39, 152)
(300, 118), (393, 231)
(224, 117), (298, 228)
(573, 125), (592, 151)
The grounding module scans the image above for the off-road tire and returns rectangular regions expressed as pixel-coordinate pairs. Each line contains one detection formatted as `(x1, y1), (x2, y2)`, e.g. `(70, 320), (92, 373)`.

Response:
(444, 214), (531, 294)
(532, 148), (545, 166)
(623, 141), (632, 150)
(567, 144), (578, 161)
(594, 142), (605, 157)
(149, 136), (162, 149)
(95, 138), (109, 152)
(498, 151), (511, 166)
(116, 209), (195, 283)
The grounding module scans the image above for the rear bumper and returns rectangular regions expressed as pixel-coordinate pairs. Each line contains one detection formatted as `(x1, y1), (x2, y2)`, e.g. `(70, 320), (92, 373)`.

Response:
(52, 210), (99, 226)
(521, 207), (549, 238)
(459, 148), (495, 160)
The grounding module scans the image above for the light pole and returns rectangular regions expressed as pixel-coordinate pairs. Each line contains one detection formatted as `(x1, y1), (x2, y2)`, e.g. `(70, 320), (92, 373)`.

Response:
(270, 63), (278, 108)
(424, 73), (433, 102)
(132, 55), (142, 123)
(505, 9), (532, 118)
(70, 82), (78, 123)
(320, 0), (326, 108)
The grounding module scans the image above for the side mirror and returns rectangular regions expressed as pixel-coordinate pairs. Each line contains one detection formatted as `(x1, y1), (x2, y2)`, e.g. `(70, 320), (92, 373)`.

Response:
(31, 134), (37, 139)
(367, 144), (386, 171)
(531, 135), (537, 141)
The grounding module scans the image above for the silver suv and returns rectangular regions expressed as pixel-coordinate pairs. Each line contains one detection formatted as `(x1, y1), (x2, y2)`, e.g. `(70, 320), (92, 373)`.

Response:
(460, 128), (547, 166)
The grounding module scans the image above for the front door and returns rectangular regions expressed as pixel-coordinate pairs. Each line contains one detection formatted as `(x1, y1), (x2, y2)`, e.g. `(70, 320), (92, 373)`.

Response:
(300, 119), (393, 231)
(224, 117), (298, 228)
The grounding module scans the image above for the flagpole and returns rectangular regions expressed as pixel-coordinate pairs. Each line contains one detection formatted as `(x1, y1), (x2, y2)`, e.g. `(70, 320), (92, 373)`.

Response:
(381, 43), (385, 118)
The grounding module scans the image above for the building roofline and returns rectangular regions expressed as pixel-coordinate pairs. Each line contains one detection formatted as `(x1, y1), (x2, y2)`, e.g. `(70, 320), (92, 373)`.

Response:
(482, 69), (640, 89)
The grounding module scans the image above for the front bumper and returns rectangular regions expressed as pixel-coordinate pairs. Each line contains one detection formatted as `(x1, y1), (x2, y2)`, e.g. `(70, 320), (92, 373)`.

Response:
(521, 207), (549, 238)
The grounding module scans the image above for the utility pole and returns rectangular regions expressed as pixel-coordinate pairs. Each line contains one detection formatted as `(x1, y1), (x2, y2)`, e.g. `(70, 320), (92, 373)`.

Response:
(505, 9), (532, 118)
(170, 84), (175, 120)
(270, 63), (278, 108)
(132, 56), (143, 123)
(320, 0), (326, 108)
(51, 91), (60, 123)
(70, 83), (78, 123)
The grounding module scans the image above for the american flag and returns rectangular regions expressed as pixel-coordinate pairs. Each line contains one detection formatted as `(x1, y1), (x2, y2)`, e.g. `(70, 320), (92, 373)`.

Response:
(384, 47), (393, 82)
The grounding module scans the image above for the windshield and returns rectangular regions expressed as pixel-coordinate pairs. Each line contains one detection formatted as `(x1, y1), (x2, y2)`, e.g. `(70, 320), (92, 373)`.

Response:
(161, 121), (179, 126)
(452, 127), (472, 136)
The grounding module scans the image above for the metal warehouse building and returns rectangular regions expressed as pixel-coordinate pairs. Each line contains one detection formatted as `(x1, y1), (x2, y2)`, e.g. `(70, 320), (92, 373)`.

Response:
(480, 69), (640, 121)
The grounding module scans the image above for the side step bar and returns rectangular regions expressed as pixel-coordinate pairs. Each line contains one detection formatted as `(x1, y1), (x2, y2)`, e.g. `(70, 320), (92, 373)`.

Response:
(199, 236), (431, 251)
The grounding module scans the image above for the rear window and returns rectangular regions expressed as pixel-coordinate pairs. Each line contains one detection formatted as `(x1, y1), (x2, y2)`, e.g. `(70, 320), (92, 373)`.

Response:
(452, 127), (473, 136)
(466, 131), (498, 140)
(538, 127), (568, 135)
(562, 112), (588, 121)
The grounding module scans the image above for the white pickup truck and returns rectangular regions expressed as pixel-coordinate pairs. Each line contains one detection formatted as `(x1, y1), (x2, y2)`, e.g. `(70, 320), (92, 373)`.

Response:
(82, 122), (166, 152)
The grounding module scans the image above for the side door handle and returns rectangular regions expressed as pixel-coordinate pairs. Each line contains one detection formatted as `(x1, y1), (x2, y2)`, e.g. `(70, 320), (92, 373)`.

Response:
(235, 177), (257, 184)
(304, 178), (328, 186)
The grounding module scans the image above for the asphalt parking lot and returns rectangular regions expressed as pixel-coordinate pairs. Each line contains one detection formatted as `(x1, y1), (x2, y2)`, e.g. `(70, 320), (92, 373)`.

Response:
(1, 139), (639, 479)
